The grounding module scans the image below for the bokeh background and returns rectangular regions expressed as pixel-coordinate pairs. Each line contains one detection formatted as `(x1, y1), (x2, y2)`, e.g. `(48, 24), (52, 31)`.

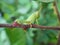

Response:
(0, 0), (60, 45)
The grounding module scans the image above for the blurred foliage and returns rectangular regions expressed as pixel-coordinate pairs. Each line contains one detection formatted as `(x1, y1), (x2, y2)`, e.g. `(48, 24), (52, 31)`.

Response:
(0, 0), (60, 45)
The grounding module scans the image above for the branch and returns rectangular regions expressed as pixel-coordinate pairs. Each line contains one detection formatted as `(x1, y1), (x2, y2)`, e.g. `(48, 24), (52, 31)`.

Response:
(53, 1), (60, 45)
(53, 1), (60, 22)
(0, 24), (60, 30)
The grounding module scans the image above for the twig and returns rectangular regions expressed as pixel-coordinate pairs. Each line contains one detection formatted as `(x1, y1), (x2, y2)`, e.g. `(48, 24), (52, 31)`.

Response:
(53, 1), (60, 45)
(0, 24), (60, 30)
(53, 1), (60, 22)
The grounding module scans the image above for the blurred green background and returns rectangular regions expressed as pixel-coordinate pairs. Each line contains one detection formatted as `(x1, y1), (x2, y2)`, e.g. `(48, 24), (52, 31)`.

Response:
(0, 0), (60, 45)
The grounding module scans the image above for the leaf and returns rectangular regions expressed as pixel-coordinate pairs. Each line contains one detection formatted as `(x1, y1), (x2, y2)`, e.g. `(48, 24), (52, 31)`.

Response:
(6, 28), (26, 45)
